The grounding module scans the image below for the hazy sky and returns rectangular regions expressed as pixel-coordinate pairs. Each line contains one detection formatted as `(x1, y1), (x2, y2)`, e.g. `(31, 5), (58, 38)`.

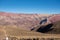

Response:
(0, 0), (60, 14)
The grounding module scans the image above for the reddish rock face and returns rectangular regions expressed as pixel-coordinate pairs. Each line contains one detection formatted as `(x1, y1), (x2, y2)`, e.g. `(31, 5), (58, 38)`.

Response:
(0, 12), (60, 30)
(49, 14), (60, 23)
(0, 12), (50, 30)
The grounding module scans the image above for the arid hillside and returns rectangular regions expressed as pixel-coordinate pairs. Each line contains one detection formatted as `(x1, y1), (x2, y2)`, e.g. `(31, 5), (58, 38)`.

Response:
(0, 12), (60, 40)
(0, 12), (60, 31)
(0, 12), (50, 30)
(0, 24), (60, 40)
(31, 14), (60, 34)
(32, 21), (60, 34)
(49, 14), (60, 23)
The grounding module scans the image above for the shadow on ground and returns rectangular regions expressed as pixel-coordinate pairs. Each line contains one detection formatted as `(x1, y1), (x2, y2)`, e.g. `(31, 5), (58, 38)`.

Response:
(32, 21), (60, 34)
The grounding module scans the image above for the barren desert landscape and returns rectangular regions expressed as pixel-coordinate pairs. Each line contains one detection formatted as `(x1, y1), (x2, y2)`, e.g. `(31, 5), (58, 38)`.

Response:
(0, 12), (60, 40)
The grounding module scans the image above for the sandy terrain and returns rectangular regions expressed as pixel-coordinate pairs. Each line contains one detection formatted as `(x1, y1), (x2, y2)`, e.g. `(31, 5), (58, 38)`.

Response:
(0, 12), (60, 40)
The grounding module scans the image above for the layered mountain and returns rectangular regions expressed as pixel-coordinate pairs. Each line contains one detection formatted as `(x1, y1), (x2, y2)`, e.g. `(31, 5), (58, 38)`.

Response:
(48, 14), (60, 23)
(31, 14), (60, 34)
(0, 12), (60, 40)
(0, 12), (50, 30)
(0, 12), (60, 31)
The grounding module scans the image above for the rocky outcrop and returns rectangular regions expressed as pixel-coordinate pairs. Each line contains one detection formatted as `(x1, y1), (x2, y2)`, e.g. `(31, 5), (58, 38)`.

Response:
(31, 14), (60, 34)
(31, 21), (60, 34)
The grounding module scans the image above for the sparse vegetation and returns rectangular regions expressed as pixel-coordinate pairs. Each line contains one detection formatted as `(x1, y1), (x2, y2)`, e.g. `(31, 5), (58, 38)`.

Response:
(0, 12), (60, 40)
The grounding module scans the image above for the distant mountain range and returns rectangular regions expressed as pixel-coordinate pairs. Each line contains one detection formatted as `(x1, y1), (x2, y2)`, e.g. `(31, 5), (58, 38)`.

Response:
(0, 12), (50, 30)
(0, 12), (60, 40)
(0, 12), (60, 30)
